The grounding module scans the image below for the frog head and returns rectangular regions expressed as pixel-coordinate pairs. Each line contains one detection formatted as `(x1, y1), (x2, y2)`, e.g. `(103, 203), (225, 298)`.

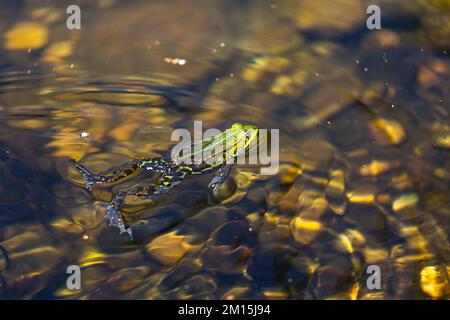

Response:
(220, 122), (259, 160)
(230, 122), (259, 150)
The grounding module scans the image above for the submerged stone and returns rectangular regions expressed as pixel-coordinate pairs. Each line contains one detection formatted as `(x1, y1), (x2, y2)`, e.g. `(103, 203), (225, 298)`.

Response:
(392, 194), (419, 212)
(370, 118), (406, 146)
(431, 123), (450, 149)
(288, 0), (365, 37)
(4, 22), (49, 50)
(420, 265), (449, 299)
(146, 231), (200, 265)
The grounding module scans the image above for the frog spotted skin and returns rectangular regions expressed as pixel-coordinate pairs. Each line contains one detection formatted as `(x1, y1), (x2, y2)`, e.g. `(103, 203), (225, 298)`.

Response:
(70, 123), (259, 238)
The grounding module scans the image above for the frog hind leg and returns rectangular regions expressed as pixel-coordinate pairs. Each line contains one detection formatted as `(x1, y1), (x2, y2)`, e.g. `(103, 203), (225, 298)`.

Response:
(105, 185), (158, 240)
(208, 164), (233, 192)
(106, 198), (133, 239)
(106, 170), (189, 239)
(70, 159), (141, 191)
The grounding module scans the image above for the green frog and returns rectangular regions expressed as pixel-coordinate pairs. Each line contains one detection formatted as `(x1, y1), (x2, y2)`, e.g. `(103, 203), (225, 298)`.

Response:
(70, 122), (259, 238)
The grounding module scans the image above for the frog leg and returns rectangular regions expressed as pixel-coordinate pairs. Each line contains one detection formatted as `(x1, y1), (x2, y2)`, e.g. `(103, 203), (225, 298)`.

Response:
(208, 164), (233, 192)
(70, 159), (142, 191)
(106, 184), (159, 239)
(106, 169), (190, 239)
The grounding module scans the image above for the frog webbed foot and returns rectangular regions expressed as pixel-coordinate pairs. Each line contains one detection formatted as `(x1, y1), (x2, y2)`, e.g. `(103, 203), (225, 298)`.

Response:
(106, 204), (133, 240)
(208, 164), (233, 192)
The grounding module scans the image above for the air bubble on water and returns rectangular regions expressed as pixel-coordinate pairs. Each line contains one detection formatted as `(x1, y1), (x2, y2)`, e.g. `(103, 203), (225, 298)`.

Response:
(288, 278), (293, 283)
(27, 48), (31, 53)
(327, 121), (331, 125)
(364, 67), (368, 72)
(26, 70), (31, 74)
(230, 73), (234, 77)
(391, 104), (395, 108)
(70, 64), (75, 69)
(80, 131), (90, 139)
(355, 59), (360, 64)
(220, 42), (226, 48)
(178, 59), (186, 66)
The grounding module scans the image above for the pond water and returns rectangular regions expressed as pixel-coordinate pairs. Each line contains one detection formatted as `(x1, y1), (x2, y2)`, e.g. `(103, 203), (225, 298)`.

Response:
(0, 0), (449, 299)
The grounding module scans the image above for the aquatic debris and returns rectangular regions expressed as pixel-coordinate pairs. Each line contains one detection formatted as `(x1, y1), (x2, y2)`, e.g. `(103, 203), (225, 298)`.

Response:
(164, 57), (187, 65)
(4, 22), (49, 50)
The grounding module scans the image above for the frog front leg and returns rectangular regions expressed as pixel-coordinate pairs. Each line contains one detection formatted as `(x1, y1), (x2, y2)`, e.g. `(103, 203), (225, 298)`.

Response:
(208, 164), (233, 192)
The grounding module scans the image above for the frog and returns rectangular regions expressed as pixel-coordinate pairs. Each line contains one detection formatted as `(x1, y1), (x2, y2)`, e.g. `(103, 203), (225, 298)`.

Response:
(70, 122), (259, 239)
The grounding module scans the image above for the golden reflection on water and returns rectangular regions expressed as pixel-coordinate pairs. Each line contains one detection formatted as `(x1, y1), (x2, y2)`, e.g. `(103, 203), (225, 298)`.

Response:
(0, 0), (449, 299)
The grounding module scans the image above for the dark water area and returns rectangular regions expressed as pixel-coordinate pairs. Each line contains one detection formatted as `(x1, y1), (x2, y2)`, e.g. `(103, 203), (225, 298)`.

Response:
(0, 0), (449, 299)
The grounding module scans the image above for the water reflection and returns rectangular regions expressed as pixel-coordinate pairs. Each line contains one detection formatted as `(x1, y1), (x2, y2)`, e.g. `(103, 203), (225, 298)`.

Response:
(0, 0), (449, 299)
